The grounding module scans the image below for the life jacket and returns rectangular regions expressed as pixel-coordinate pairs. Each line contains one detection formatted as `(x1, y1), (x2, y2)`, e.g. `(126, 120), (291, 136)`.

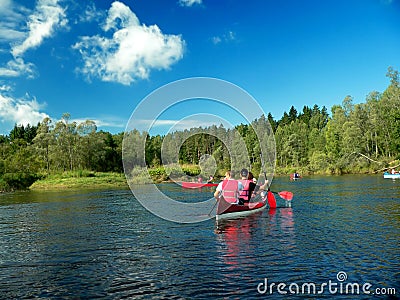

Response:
(221, 179), (239, 204)
(238, 179), (252, 199)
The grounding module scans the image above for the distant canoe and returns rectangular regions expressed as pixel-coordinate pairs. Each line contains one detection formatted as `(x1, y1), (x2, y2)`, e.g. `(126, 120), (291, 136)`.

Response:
(181, 182), (219, 188)
(383, 172), (400, 179)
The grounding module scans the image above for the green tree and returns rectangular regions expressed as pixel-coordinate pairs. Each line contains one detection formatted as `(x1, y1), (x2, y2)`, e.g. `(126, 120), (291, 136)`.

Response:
(325, 105), (346, 169)
(53, 113), (78, 171)
(33, 117), (54, 172)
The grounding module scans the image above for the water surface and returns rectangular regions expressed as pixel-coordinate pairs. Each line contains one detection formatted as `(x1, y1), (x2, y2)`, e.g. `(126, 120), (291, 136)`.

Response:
(0, 175), (398, 298)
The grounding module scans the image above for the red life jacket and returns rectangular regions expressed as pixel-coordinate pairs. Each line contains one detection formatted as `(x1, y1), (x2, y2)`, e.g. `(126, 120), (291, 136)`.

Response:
(221, 179), (239, 204)
(238, 179), (252, 199)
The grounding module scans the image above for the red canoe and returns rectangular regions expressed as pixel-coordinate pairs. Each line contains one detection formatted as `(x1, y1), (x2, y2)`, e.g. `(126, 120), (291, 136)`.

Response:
(181, 182), (218, 188)
(216, 192), (270, 220)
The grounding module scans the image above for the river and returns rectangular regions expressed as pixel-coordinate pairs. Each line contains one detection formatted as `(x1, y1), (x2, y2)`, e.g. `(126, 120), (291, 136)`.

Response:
(0, 175), (398, 299)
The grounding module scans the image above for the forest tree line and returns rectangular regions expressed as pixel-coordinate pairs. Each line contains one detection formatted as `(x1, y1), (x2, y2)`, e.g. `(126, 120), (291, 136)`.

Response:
(1, 68), (399, 190)
(0, 113), (124, 191)
(139, 67), (400, 175)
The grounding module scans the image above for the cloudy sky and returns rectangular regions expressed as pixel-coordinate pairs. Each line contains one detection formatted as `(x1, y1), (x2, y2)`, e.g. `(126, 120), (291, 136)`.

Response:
(0, 0), (399, 135)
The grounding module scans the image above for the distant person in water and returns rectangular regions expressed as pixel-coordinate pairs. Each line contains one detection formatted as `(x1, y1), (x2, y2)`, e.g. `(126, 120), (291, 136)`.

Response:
(198, 177), (203, 183)
(391, 168), (396, 174)
(207, 175), (214, 183)
(290, 171), (300, 181)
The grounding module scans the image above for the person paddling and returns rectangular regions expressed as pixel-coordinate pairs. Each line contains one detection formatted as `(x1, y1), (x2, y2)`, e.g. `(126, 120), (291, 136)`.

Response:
(214, 171), (243, 204)
(251, 174), (269, 197)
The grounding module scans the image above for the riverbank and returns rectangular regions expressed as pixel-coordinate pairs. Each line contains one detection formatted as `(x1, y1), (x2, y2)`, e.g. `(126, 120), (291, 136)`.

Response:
(18, 163), (394, 191)
(29, 172), (128, 190)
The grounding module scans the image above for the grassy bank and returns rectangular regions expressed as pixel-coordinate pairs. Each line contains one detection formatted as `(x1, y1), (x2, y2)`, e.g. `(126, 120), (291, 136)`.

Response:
(29, 165), (214, 190)
(30, 171), (128, 190)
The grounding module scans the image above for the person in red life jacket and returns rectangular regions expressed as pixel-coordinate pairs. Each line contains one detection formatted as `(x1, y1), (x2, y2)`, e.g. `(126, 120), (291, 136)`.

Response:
(238, 168), (257, 205)
(214, 171), (243, 204)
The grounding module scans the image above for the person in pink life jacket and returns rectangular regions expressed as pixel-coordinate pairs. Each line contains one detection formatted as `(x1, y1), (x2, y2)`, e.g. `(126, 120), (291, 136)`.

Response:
(214, 171), (243, 204)
(238, 168), (257, 205)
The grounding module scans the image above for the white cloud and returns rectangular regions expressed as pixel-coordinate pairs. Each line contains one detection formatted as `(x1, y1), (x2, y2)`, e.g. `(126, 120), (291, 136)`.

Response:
(0, 0), (29, 43)
(212, 36), (221, 45)
(0, 84), (12, 92)
(0, 93), (49, 126)
(73, 1), (185, 85)
(135, 119), (232, 131)
(0, 28), (26, 42)
(0, 0), (9, 10)
(0, 58), (36, 78)
(71, 117), (125, 128)
(157, 119), (216, 130)
(11, 0), (68, 58)
(77, 2), (104, 24)
(178, 0), (202, 7)
(212, 30), (236, 45)
(0, 0), (67, 79)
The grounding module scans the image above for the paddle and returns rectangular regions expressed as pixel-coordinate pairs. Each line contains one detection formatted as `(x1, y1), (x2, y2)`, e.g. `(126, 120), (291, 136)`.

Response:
(259, 154), (293, 202)
(267, 190), (277, 208)
(271, 190), (293, 201)
(208, 198), (219, 216)
(258, 155), (277, 208)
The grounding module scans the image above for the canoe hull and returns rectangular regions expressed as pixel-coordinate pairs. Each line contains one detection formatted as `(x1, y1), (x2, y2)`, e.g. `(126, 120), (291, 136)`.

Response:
(383, 172), (400, 179)
(181, 182), (218, 188)
(216, 196), (267, 221)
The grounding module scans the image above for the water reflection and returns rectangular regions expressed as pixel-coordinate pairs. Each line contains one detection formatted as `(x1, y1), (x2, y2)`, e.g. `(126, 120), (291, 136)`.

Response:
(215, 214), (261, 270)
(215, 210), (296, 260)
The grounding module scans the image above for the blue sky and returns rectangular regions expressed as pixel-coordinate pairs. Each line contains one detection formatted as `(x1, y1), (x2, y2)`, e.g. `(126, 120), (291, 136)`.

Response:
(0, 0), (399, 135)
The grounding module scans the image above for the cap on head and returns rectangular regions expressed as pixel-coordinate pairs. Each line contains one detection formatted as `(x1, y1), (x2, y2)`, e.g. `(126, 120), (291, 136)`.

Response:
(240, 168), (249, 177)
